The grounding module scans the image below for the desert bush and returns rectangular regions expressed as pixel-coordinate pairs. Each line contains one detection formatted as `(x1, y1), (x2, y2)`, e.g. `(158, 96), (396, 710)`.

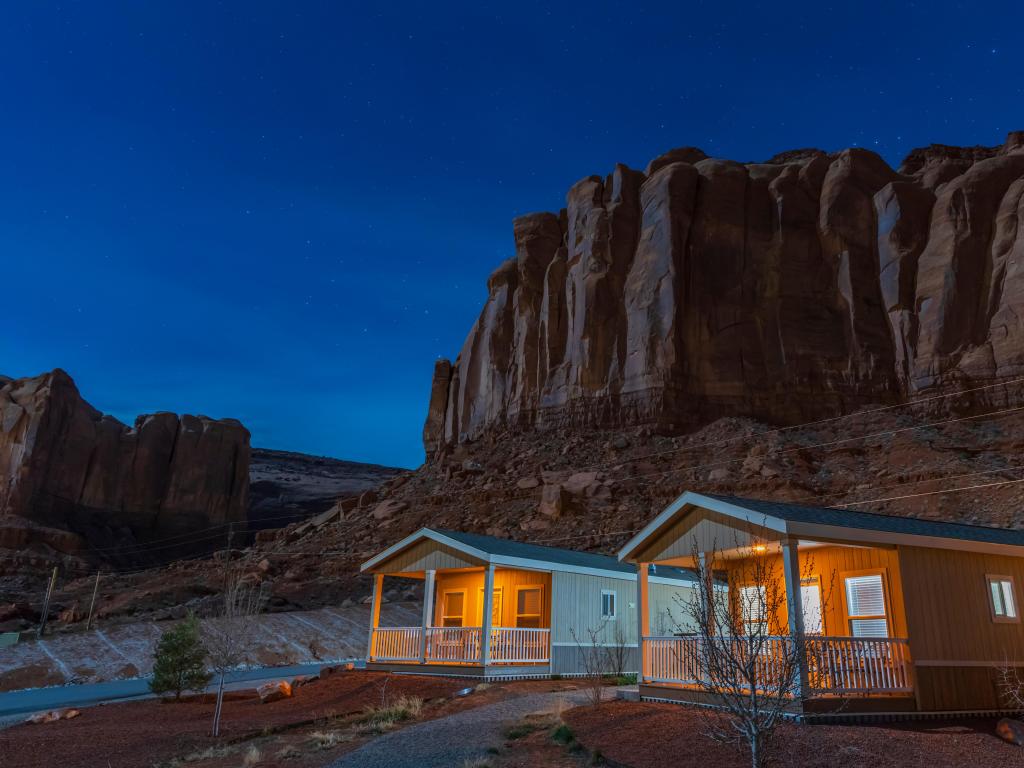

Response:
(356, 694), (424, 733)
(551, 723), (574, 745)
(241, 745), (262, 767)
(149, 613), (210, 700)
(275, 745), (302, 760)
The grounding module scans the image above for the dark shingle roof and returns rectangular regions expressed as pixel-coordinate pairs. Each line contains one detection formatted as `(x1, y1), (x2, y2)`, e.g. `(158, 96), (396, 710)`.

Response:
(703, 494), (1024, 547)
(432, 528), (696, 582)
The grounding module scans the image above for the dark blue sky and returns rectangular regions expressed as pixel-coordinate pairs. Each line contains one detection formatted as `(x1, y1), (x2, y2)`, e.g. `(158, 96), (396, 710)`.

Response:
(2, 2), (1021, 469)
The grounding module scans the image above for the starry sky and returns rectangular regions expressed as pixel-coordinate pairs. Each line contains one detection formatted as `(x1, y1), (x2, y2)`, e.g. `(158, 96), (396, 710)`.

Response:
(1, 2), (1021, 469)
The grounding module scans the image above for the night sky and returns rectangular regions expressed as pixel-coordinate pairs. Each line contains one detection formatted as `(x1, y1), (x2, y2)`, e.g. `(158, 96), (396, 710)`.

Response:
(2, 2), (1021, 469)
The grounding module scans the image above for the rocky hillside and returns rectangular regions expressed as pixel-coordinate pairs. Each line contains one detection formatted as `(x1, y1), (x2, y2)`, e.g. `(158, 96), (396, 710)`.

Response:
(0, 370), (250, 578)
(248, 448), (406, 528)
(425, 133), (1024, 450)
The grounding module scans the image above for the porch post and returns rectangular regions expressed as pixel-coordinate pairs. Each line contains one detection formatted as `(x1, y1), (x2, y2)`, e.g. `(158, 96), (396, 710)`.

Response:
(420, 569), (436, 663)
(636, 563), (650, 681)
(781, 539), (809, 698)
(367, 573), (384, 661)
(480, 563), (495, 667)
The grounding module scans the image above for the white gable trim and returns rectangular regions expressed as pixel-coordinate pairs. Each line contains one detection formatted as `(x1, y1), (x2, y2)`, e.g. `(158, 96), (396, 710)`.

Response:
(362, 529), (698, 585)
(617, 491), (790, 562)
(619, 491), (1024, 561)
(360, 528), (490, 572)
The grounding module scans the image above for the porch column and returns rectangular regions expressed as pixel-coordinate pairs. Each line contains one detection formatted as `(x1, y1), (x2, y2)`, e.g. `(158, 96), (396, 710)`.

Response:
(636, 563), (650, 682)
(367, 573), (384, 661)
(698, 552), (714, 634)
(480, 563), (495, 666)
(420, 569), (436, 663)
(781, 539), (809, 697)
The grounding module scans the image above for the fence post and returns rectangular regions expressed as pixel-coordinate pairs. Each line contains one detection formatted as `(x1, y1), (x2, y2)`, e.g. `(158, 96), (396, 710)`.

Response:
(37, 567), (58, 639)
(86, 571), (101, 630)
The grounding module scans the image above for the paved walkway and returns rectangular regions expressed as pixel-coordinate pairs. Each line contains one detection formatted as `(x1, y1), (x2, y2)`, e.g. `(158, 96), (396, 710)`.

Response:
(330, 688), (600, 768)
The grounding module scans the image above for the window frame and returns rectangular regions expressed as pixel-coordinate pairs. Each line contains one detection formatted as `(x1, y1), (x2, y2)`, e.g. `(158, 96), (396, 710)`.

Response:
(800, 575), (824, 636)
(737, 583), (769, 636)
(841, 568), (891, 638)
(514, 584), (545, 629)
(986, 574), (1020, 624)
(440, 589), (467, 628)
(601, 589), (617, 620)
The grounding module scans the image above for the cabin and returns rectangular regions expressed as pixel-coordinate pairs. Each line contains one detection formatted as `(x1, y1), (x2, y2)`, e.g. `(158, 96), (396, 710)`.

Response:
(619, 491), (1024, 718)
(361, 527), (697, 679)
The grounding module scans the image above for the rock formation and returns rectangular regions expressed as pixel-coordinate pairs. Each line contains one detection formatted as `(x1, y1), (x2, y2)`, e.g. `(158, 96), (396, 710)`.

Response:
(425, 133), (1024, 450)
(0, 369), (250, 571)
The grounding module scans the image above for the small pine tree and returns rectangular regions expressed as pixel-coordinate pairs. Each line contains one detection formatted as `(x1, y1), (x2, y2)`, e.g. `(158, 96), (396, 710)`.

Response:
(150, 613), (211, 700)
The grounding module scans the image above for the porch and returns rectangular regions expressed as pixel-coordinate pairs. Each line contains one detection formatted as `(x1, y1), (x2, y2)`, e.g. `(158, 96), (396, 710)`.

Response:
(362, 533), (553, 677)
(622, 493), (921, 713)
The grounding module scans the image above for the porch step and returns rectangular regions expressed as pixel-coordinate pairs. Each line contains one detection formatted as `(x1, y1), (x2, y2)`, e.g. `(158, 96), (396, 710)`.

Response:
(615, 685), (640, 702)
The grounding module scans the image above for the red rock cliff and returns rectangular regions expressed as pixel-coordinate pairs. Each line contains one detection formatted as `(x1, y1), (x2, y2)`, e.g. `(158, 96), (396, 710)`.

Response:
(0, 369), (250, 565)
(425, 133), (1024, 450)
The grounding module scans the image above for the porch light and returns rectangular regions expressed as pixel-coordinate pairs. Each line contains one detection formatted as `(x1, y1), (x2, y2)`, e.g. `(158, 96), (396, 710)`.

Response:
(753, 544), (768, 553)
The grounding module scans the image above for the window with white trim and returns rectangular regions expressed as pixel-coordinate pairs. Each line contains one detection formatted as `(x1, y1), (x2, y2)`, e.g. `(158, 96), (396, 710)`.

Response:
(441, 590), (465, 627)
(800, 578), (824, 635)
(515, 585), (543, 629)
(844, 573), (888, 637)
(601, 589), (617, 620)
(739, 585), (767, 635)
(987, 575), (1019, 622)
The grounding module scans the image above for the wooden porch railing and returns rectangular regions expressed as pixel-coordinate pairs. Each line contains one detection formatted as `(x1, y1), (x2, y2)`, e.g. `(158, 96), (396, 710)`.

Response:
(370, 627), (551, 665)
(642, 635), (912, 695)
(489, 627), (550, 663)
(371, 627), (422, 662)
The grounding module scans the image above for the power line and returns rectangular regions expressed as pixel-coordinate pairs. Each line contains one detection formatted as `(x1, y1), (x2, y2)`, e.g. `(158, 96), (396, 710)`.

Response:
(834, 478), (1024, 508)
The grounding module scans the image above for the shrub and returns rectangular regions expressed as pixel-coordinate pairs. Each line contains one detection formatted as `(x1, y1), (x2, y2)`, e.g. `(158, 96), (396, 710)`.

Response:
(149, 613), (211, 700)
(356, 695), (424, 733)
(551, 723), (574, 745)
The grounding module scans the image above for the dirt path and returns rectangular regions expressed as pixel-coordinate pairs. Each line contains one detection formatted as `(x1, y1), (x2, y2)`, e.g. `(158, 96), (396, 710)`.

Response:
(329, 688), (599, 768)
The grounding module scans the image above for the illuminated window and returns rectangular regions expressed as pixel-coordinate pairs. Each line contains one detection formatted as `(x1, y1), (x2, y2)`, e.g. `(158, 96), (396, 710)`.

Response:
(516, 586), (543, 628)
(845, 573), (888, 637)
(601, 590), (617, 620)
(987, 575), (1018, 623)
(441, 591), (465, 627)
(739, 585), (767, 635)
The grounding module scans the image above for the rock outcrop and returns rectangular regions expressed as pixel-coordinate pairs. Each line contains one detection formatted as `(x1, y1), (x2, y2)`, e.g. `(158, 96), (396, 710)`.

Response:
(425, 133), (1024, 450)
(0, 369), (250, 570)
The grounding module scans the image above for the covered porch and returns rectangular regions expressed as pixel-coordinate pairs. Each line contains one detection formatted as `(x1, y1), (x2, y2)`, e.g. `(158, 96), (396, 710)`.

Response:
(362, 529), (552, 678)
(622, 493), (917, 714)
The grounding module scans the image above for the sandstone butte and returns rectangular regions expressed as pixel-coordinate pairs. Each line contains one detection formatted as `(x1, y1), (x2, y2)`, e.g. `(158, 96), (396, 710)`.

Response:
(0, 369), (250, 575)
(424, 132), (1024, 452)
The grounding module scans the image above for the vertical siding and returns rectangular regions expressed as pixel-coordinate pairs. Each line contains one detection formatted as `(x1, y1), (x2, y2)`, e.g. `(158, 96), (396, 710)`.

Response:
(432, 569), (551, 628)
(377, 540), (483, 573)
(724, 545), (908, 638)
(550, 572), (697, 645)
(635, 507), (782, 562)
(649, 581), (696, 635)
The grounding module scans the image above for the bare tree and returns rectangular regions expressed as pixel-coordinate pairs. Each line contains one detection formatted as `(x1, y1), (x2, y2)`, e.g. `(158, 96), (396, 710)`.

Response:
(602, 620), (630, 680)
(203, 570), (266, 736)
(996, 662), (1024, 711)
(569, 623), (610, 706)
(673, 537), (832, 768)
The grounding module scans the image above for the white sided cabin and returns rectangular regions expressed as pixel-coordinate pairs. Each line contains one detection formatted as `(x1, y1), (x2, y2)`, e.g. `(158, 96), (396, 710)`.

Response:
(361, 528), (697, 679)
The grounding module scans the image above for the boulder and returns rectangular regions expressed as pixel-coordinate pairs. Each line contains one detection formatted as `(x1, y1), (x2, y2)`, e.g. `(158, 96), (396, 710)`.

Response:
(516, 477), (540, 490)
(371, 499), (408, 521)
(996, 717), (1024, 745)
(538, 485), (568, 518)
(257, 680), (292, 704)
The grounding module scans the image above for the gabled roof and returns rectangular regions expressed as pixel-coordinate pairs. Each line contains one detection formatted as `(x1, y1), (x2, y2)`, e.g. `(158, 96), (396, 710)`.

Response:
(362, 527), (696, 583)
(619, 491), (1024, 561)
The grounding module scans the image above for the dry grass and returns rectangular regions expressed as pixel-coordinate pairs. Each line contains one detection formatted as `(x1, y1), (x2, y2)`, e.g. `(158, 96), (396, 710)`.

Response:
(241, 745), (262, 767)
(355, 694), (424, 733)
(274, 745), (302, 761)
(308, 730), (355, 750)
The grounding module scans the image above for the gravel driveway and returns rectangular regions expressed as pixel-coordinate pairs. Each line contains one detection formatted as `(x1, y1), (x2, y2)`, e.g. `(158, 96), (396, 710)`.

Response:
(330, 688), (599, 768)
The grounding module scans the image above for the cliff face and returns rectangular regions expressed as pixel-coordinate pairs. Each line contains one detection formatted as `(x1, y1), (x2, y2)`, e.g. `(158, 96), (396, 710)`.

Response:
(425, 132), (1024, 450)
(0, 369), (250, 569)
